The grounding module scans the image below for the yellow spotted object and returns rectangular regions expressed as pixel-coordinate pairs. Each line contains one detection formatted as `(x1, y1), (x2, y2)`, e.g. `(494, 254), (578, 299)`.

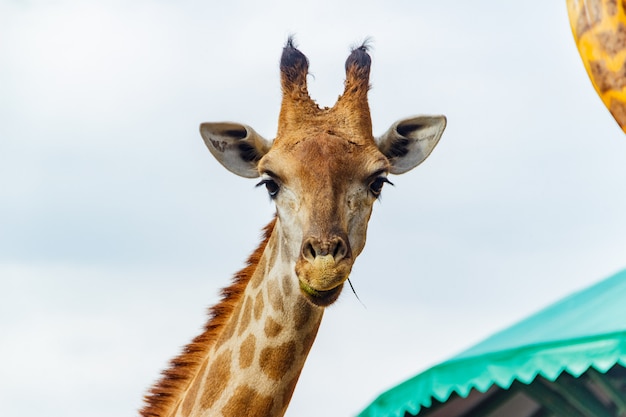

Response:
(567, 0), (626, 133)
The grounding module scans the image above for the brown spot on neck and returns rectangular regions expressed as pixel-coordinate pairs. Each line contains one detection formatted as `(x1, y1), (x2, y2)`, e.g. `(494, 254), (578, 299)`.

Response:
(239, 334), (256, 369)
(294, 297), (315, 331)
(221, 385), (274, 417)
(254, 291), (264, 321)
(199, 349), (232, 409)
(281, 274), (293, 296)
(249, 260), (266, 290)
(259, 341), (297, 381)
(264, 316), (283, 338)
(267, 237), (279, 271)
(268, 279), (285, 312)
(218, 298), (243, 345)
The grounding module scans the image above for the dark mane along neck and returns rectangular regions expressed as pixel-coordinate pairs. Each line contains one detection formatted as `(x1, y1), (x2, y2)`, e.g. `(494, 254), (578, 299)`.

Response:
(140, 218), (277, 417)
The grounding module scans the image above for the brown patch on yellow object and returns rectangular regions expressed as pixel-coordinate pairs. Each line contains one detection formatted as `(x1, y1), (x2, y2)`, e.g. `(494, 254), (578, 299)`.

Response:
(610, 98), (626, 127)
(597, 23), (626, 56)
(607, 0), (618, 15)
(589, 60), (626, 93)
(567, 0), (626, 133)
(574, 0), (604, 38)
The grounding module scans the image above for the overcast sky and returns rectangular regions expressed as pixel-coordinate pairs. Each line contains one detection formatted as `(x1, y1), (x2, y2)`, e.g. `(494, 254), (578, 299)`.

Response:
(2, 1), (626, 417)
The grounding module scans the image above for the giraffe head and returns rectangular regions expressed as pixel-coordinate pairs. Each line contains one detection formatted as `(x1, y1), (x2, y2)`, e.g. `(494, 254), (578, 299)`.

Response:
(200, 39), (446, 307)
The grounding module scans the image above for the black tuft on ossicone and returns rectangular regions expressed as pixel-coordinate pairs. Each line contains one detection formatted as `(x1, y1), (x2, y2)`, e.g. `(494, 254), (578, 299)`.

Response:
(345, 40), (372, 72)
(280, 36), (309, 81)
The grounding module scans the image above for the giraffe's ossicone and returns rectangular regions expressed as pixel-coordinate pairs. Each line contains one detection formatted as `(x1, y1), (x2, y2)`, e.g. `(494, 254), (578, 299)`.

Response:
(567, 0), (626, 133)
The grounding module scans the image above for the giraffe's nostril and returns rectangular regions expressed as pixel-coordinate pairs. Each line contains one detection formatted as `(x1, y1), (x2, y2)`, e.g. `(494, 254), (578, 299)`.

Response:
(302, 240), (316, 263)
(331, 237), (349, 262)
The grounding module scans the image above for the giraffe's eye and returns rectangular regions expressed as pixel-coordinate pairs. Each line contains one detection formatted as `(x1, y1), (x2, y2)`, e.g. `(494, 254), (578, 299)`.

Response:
(369, 176), (393, 197)
(256, 178), (280, 198)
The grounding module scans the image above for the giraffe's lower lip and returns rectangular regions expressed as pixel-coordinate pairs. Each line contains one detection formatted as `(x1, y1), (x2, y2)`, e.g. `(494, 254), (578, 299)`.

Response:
(299, 280), (343, 307)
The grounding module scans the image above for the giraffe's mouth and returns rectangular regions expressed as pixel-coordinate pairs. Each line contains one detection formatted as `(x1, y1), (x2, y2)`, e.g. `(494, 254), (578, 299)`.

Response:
(295, 254), (351, 307)
(298, 279), (344, 307)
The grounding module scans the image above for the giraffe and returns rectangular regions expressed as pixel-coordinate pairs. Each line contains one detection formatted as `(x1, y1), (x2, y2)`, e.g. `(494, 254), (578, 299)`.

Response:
(566, 0), (626, 133)
(140, 39), (446, 417)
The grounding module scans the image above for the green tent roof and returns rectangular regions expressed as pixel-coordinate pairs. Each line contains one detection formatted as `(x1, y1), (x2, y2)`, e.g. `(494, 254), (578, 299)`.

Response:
(359, 268), (626, 417)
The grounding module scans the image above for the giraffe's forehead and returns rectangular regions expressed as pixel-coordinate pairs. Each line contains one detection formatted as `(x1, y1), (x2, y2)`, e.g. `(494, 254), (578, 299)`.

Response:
(261, 132), (388, 182)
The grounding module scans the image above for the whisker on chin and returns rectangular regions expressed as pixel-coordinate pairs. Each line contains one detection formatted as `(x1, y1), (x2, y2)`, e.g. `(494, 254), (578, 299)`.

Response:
(347, 278), (367, 309)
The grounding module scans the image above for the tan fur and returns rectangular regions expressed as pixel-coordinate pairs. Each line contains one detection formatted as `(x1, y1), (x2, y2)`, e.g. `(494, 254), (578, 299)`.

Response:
(140, 219), (276, 417)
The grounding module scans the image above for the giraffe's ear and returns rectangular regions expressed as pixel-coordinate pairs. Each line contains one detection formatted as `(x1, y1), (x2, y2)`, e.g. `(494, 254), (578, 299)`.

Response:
(377, 115), (446, 175)
(200, 122), (272, 178)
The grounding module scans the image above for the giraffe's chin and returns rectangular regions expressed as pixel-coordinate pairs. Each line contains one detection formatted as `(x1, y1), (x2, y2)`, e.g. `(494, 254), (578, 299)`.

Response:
(298, 280), (344, 307)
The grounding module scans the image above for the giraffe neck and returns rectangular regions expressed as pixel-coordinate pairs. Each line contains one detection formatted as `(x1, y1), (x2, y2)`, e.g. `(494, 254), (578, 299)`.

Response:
(171, 219), (324, 417)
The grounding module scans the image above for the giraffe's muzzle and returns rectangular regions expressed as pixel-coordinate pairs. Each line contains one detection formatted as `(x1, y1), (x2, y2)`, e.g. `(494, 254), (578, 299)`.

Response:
(295, 235), (353, 306)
